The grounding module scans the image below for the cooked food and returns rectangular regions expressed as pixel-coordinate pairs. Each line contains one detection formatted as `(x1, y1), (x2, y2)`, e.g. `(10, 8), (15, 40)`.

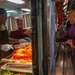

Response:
(12, 44), (32, 63)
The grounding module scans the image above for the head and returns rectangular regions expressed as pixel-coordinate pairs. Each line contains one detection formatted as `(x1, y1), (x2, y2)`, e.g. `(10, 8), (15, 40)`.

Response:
(0, 8), (7, 25)
(16, 19), (23, 29)
(68, 10), (75, 24)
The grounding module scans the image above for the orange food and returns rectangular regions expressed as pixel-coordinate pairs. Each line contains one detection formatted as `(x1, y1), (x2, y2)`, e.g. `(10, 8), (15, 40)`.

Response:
(12, 44), (32, 63)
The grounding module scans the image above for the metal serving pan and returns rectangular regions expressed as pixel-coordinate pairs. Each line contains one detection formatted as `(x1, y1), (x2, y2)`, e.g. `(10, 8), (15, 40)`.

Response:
(1, 58), (32, 68)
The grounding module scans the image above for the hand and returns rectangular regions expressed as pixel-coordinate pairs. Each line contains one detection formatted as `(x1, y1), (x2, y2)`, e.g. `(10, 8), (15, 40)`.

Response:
(65, 39), (72, 45)
(23, 28), (31, 35)
(19, 39), (27, 43)
(25, 37), (31, 42)
(1, 44), (13, 51)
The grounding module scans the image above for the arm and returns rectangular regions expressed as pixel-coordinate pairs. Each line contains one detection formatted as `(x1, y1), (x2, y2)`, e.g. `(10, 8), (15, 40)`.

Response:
(0, 38), (27, 51)
(56, 31), (70, 42)
(23, 28), (31, 36)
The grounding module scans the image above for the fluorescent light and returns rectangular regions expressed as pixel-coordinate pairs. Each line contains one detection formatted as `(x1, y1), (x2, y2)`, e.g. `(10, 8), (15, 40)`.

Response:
(21, 8), (31, 11)
(7, 0), (25, 4)
(6, 10), (15, 12)
(15, 17), (19, 19)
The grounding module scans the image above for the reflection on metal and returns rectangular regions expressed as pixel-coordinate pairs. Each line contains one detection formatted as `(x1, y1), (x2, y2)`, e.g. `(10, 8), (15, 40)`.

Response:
(55, 43), (74, 75)
(37, 0), (43, 75)
(48, 0), (55, 75)
(31, 0), (39, 75)
(60, 60), (63, 68)
(42, 0), (48, 75)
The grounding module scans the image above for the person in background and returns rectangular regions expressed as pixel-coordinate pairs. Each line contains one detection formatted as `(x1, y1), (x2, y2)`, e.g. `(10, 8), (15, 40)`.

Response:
(10, 19), (31, 42)
(56, 10), (75, 73)
(0, 8), (26, 59)
(56, 10), (75, 51)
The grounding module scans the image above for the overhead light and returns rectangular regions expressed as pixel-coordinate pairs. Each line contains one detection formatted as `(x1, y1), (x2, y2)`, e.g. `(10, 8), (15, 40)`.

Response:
(15, 17), (19, 19)
(21, 8), (31, 11)
(7, 0), (25, 4)
(6, 10), (17, 13)
(6, 10), (15, 12)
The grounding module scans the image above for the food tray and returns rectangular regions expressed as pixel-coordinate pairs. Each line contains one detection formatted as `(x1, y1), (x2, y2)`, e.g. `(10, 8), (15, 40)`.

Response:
(7, 62), (32, 68)
(1, 63), (32, 73)
(13, 42), (30, 49)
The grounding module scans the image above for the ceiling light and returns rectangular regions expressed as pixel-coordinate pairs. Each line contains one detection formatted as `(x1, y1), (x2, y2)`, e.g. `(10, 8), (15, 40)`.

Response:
(21, 8), (31, 11)
(6, 10), (15, 12)
(7, 0), (25, 4)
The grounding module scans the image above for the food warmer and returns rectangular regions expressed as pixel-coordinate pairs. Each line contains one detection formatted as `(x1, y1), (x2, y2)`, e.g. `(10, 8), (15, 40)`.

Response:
(0, 43), (32, 74)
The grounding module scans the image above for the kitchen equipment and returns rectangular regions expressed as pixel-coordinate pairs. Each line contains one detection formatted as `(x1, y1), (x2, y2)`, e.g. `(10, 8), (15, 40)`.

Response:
(1, 58), (32, 68)
(7, 62), (32, 68)
(1, 63), (32, 73)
